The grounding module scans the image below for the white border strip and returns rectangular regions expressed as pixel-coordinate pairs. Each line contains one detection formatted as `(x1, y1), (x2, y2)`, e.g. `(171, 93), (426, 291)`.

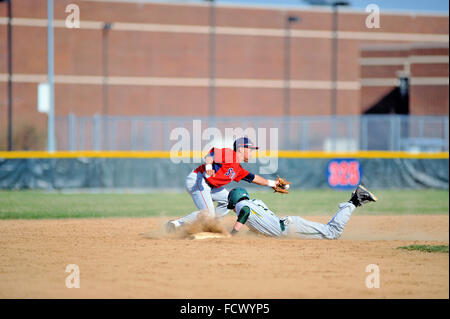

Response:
(361, 56), (449, 66)
(113, 21), (208, 34)
(361, 77), (450, 86)
(1, 73), (447, 87)
(359, 57), (407, 66)
(410, 77), (449, 85)
(360, 78), (399, 87)
(409, 55), (449, 64)
(0, 73), (360, 89)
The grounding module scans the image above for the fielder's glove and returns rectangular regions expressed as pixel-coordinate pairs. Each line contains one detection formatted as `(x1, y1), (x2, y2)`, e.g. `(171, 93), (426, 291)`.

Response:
(273, 176), (291, 194)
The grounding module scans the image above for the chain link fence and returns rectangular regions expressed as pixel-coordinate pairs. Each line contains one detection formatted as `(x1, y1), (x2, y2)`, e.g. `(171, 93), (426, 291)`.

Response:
(55, 114), (449, 152)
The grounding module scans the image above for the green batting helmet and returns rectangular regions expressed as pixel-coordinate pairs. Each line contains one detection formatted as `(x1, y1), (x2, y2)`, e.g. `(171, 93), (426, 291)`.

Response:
(227, 187), (250, 209)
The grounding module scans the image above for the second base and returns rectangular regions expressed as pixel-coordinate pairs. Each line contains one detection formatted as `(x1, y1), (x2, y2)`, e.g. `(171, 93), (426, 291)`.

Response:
(189, 232), (231, 240)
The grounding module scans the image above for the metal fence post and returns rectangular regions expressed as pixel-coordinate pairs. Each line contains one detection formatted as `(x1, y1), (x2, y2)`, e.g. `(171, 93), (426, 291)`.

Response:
(361, 116), (368, 151)
(282, 117), (288, 149)
(396, 116), (402, 151)
(419, 117), (425, 140)
(79, 118), (85, 150)
(444, 116), (449, 151)
(102, 115), (108, 151)
(164, 119), (170, 151)
(301, 118), (308, 151)
(110, 118), (116, 150)
(93, 114), (100, 151)
(331, 115), (337, 151)
(146, 119), (151, 150)
(347, 116), (352, 148)
(68, 113), (76, 151)
(390, 115), (396, 151)
(131, 118), (137, 150)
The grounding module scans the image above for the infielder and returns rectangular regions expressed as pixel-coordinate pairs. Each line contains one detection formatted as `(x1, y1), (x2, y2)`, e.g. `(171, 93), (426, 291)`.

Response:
(226, 185), (377, 239)
(166, 137), (290, 232)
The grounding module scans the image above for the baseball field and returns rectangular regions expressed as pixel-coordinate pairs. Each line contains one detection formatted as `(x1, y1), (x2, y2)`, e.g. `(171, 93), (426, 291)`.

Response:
(0, 189), (448, 299)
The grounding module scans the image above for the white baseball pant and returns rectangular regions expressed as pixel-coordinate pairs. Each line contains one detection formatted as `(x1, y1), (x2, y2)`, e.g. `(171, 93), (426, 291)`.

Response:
(173, 171), (230, 227)
(282, 202), (356, 239)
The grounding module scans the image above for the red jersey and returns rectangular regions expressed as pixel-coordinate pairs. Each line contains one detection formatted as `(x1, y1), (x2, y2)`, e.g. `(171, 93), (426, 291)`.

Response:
(194, 148), (254, 188)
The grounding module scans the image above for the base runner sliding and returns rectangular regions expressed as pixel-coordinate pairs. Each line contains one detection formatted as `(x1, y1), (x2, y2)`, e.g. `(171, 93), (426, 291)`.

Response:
(166, 137), (290, 232)
(226, 185), (377, 239)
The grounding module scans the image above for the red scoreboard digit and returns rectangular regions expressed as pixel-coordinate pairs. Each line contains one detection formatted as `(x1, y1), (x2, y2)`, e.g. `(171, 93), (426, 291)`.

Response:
(327, 159), (361, 189)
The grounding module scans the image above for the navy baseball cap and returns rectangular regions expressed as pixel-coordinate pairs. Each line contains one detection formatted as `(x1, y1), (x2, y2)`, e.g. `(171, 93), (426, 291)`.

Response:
(233, 137), (259, 151)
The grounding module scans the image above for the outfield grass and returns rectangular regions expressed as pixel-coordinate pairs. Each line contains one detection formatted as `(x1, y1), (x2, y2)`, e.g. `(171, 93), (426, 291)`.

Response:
(0, 189), (448, 219)
(397, 245), (449, 253)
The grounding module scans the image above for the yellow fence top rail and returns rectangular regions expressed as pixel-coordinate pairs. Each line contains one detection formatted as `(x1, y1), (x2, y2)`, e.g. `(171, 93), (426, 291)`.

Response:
(0, 150), (448, 159)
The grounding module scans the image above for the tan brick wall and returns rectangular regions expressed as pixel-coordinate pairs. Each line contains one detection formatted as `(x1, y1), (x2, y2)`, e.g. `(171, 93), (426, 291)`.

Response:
(360, 42), (449, 115)
(361, 65), (405, 78)
(0, 0), (448, 149)
(411, 63), (449, 77)
(360, 48), (409, 58)
(410, 86), (449, 115)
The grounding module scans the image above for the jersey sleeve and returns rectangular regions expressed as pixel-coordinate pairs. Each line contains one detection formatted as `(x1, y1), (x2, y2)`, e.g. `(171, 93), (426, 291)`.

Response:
(241, 172), (255, 183)
(234, 165), (253, 183)
(236, 205), (251, 224)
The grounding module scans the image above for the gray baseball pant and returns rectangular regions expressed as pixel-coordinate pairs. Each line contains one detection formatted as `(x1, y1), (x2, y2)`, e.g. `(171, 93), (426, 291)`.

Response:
(282, 202), (356, 239)
(173, 171), (230, 227)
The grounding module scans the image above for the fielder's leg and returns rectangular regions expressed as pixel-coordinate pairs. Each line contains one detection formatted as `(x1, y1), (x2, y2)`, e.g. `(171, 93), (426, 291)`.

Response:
(167, 171), (215, 231)
(211, 187), (230, 219)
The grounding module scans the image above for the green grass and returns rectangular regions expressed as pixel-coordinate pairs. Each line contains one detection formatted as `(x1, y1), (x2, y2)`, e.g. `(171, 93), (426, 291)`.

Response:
(397, 245), (449, 253)
(0, 189), (448, 219)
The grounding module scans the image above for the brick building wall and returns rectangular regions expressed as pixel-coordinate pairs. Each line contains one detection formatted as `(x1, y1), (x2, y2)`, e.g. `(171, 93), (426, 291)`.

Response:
(360, 43), (449, 114)
(0, 0), (448, 149)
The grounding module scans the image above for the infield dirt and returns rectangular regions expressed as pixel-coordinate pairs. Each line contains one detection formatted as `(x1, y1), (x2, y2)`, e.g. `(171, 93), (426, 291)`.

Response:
(0, 215), (448, 298)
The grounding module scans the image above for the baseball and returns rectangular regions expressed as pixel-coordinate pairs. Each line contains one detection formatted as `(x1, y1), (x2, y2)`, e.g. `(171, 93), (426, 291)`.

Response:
(285, 184), (290, 190)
